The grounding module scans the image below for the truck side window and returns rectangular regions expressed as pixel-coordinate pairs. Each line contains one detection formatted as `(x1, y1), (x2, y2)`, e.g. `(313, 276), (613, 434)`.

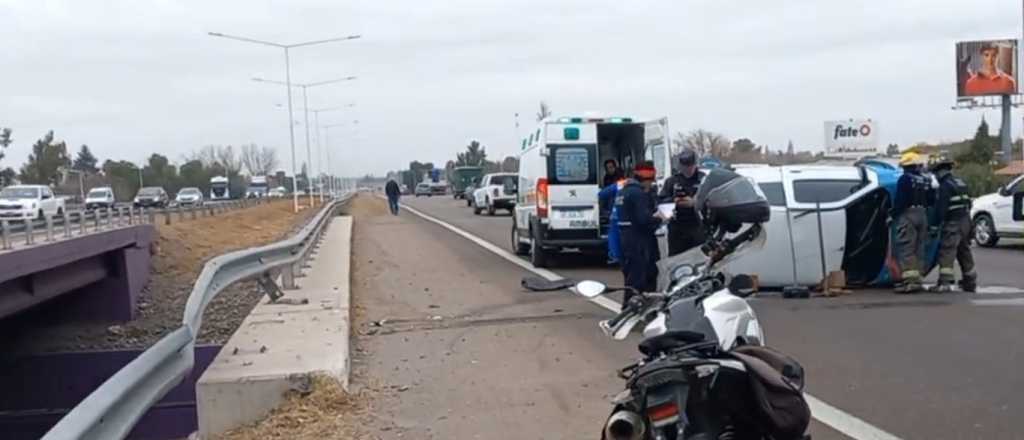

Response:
(758, 182), (786, 206)
(41, 189), (52, 199)
(792, 179), (862, 204)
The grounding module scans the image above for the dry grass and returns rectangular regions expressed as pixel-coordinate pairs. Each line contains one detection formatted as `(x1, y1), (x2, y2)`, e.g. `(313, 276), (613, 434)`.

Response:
(216, 375), (376, 440)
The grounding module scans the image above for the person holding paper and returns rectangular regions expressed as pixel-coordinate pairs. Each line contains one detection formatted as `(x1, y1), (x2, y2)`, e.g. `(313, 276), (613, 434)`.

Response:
(659, 149), (706, 256)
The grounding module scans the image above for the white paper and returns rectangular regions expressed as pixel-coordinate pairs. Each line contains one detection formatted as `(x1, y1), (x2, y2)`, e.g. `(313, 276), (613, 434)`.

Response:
(657, 203), (675, 220)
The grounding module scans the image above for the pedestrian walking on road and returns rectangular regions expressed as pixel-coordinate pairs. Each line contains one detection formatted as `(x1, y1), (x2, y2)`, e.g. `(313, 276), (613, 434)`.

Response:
(891, 152), (934, 294)
(385, 179), (401, 215)
(616, 161), (661, 306)
(928, 154), (977, 293)
(659, 149), (707, 256)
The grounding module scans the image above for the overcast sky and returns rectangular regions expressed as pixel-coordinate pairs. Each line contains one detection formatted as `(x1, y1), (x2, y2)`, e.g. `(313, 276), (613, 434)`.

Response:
(1, 0), (1022, 177)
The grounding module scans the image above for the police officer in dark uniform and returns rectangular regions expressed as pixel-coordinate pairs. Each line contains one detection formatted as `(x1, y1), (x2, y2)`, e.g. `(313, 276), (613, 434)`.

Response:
(616, 161), (661, 305)
(659, 149), (706, 256)
(929, 154), (977, 292)
(892, 152), (935, 294)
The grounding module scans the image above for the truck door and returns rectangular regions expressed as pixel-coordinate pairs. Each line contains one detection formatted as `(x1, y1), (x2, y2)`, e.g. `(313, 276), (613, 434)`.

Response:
(782, 168), (876, 285)
(1002, 175), (1024, 231)
(643, 118), (671, 185)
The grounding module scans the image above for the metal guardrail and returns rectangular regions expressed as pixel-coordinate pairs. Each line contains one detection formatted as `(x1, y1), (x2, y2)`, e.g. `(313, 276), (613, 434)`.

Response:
(0, 199), (272, 251)
(40, 193), (354, 440)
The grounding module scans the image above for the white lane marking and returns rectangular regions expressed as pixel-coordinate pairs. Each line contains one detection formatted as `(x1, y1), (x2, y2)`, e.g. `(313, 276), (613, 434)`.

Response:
(971, 298), (1024, 306)
(974, 286), (1024, 295)
(399, 199), (902, 440)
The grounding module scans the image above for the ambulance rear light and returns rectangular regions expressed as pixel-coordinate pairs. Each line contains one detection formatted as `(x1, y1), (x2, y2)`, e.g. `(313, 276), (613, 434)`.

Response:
(537, 178), (549, 218)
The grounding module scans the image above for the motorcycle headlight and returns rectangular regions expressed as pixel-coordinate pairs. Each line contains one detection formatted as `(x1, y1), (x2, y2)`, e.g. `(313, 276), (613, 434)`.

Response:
(670, 264), (695, 282)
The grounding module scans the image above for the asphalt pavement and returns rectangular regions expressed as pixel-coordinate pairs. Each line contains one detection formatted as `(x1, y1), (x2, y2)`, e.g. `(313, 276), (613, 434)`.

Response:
(374, 194), (1024, 439)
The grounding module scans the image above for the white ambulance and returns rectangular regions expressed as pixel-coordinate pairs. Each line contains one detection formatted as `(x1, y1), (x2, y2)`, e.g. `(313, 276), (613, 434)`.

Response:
(510, 115), (672, 267)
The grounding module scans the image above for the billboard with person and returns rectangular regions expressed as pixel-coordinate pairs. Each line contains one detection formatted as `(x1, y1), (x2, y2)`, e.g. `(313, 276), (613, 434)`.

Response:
(956, 39), (1019, 97)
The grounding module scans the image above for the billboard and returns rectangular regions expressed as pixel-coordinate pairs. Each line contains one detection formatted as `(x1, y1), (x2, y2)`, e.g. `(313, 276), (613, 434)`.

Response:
(956, 39), (1018, 97)
(824, 120), (878, 156)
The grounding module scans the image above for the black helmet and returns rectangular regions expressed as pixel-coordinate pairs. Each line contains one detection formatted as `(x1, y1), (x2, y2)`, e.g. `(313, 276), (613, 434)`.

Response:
(678, 149), (697, 166)
(694, 168), (770, 233)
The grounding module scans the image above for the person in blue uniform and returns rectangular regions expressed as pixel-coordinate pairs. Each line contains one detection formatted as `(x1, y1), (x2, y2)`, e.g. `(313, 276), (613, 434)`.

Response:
(616, 161), (661, 305)
(599, 176), (627, 264)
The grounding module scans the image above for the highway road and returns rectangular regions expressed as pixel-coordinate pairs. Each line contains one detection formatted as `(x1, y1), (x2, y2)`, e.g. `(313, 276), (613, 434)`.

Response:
(349, 194), (1024, 439)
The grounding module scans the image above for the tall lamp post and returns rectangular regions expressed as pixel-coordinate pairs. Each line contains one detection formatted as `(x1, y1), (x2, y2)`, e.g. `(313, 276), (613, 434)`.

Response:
(322, 120), (358, 196)
(254, 77), (356, 205)
(207, 31), (360, 212)
(309, 104), (356, 198)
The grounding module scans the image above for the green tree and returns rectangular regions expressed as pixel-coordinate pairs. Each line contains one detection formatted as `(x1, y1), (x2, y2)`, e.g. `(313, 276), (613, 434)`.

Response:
(0, 167), (15, 186)
(958, 118), (996, 165)
(456, 140), (487, 166)
(179, 160), (210, 191)
(19, 130), (71, 185)
(142, 153), (179, 192)
(72, 144), (99, 173)
(885, 143), (900, 157)
(732, 138), (756, 154)
(0, 128), (12, 163)
(102, 159), (142, 200)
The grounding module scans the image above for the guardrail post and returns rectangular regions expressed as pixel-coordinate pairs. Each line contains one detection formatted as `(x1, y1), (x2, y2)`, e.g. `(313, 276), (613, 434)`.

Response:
(281, 263), (297, 289)
(79, 212), (87, 235)
(190, 208), (197, 220)
(1, 220), (10, 250)
(25, 217), (35, 245)
(147, 208), (156, 224)
(128, 206), (135, 225)
(177, 207), (185, 222)
(63, 211), (71, 238)
(117, 207), (125, 226)
(163, 209), (171, 226)
(44, 214), (54, 242)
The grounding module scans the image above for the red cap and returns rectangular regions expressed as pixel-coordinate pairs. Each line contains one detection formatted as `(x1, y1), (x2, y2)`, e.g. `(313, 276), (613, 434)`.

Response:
(634, 163), (656, 181)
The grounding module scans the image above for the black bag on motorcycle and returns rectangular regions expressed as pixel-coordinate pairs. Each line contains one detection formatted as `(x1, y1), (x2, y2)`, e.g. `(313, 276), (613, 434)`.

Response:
(729, 345), (810, 440)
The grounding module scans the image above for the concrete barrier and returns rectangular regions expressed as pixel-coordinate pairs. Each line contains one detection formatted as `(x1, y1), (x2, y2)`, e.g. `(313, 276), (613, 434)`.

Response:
(196, 216), (352, 438)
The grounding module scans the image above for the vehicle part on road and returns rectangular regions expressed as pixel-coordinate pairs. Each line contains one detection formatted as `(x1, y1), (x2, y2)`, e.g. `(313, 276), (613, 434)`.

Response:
(41, 193), (354, 440)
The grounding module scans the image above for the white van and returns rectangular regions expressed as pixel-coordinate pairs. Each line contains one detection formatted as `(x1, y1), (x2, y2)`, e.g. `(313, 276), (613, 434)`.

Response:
(511, 115), (672, 267)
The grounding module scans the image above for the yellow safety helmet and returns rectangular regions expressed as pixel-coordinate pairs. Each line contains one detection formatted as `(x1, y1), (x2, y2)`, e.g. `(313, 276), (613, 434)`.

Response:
(899, 151), (922, 167)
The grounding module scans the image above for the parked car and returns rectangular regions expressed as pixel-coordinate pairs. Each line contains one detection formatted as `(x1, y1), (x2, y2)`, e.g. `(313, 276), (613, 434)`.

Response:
(0, 185), (65, 221)
(727, 163), (941, 288)
(175, 187), (204, 207)
(84, 187), (116, 210)
(133, 186), (169, 208)
(471, 173), (518, 216)
(414, 183), (433, 197)
(971, 173), (1024, 247)
(268, 186), (287, 198)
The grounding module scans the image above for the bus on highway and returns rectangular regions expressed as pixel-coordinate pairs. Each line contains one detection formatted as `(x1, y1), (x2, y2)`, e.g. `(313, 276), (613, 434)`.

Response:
(450, 166), (484, 200)
(209, 176), (230, 200)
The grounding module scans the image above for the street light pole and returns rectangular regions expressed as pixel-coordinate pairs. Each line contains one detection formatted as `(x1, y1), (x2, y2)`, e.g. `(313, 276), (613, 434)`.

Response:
(207, 31), (360, 212)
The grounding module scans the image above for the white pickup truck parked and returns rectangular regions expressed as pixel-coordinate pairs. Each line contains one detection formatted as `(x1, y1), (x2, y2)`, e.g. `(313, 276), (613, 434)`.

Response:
(0, 185), (66, 221)
(972, 174), (1024, 246)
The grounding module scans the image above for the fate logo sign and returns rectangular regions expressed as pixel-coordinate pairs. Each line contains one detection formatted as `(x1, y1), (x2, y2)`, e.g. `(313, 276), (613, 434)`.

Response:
(833, 123), (872, 140)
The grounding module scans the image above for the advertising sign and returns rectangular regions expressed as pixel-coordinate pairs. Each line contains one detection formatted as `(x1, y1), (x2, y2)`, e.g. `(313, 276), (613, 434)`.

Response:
(824, 120), (878, 156)
(956, 39), (1019, 97)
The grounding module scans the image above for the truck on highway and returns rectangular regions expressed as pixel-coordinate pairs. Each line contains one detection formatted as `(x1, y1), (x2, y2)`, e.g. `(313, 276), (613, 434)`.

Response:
(245, 175), (270, 198)
(450, 166), (484, 200)
(210, 176), (230, 200)
(0, 184), (66, 221)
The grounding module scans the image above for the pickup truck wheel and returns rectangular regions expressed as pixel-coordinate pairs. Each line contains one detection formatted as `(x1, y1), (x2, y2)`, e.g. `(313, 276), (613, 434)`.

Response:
(487, 199), (496, 216)
(56, 207), (63, 216)
(473, 201), (482, 215)
(37, 209), (44, 220)
(973, 214), (999, 247)
(530, 230), (550, 268)
(466, 198), (472, 207)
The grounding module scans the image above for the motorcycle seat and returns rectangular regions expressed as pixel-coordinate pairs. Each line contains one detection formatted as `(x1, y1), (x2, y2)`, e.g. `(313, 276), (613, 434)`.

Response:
(639, 330), (706, 356)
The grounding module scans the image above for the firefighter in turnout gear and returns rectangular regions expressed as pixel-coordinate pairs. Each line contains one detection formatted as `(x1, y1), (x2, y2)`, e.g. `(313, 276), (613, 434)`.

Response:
(659, 149), (706, 256)
(928, 154), (977, 292)
(891, 152), (935, 293)
(616, 161), (661, 306)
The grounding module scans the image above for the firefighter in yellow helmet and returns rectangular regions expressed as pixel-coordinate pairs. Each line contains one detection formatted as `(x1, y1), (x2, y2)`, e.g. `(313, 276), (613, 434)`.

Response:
(928, 154), (976, 292)
(891, 152), (934, 293)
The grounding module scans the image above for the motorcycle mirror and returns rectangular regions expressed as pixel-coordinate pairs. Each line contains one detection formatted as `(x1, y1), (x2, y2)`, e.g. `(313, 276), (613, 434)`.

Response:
(575, 280), (607, 298)
(728, 274), (757, 298)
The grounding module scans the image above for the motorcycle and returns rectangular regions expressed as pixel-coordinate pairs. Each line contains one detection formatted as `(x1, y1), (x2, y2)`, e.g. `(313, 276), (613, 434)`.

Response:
(523, 223), (810, 440)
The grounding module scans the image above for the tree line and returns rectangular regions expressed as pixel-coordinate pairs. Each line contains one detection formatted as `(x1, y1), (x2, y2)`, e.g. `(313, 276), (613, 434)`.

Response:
(0, 128), (286, 201)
